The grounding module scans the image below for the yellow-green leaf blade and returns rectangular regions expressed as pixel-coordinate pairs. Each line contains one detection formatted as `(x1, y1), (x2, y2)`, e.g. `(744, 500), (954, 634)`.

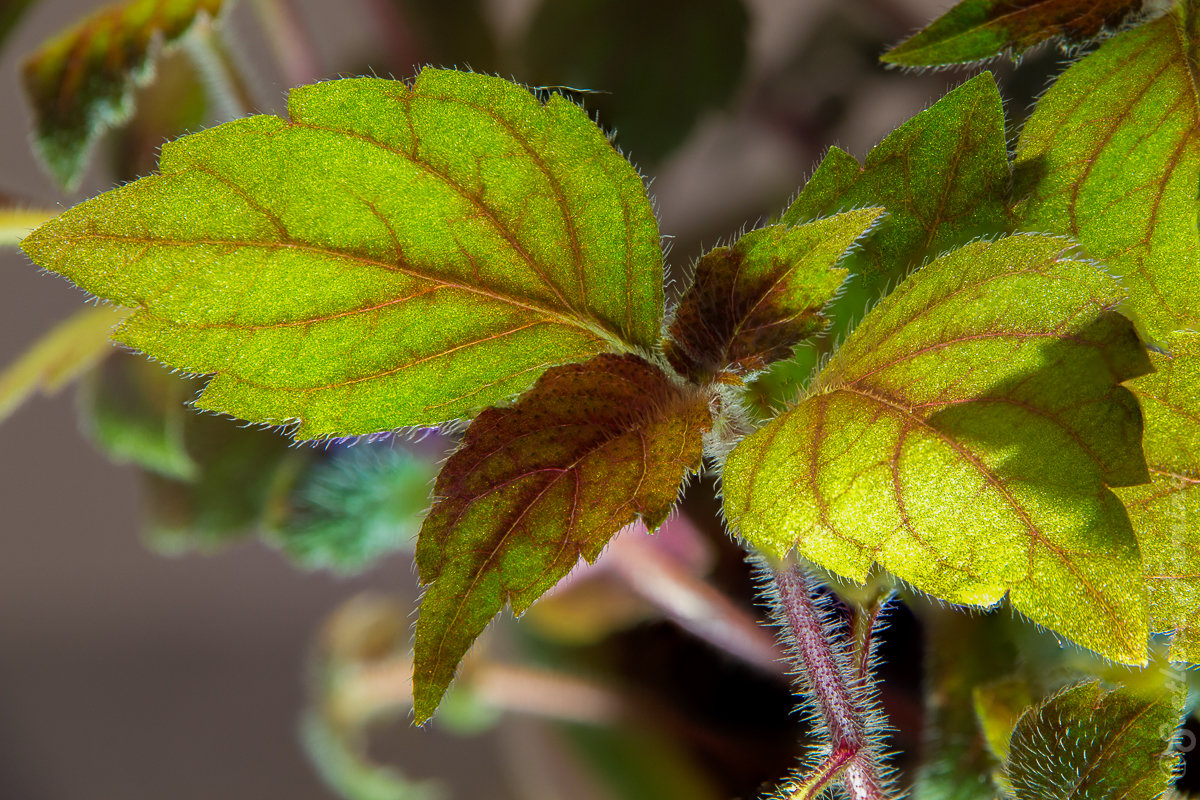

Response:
(21, 0), (228, 190)
(0, 305), (127, 424)
(1015, 5), (1200, 342)
(413, 354), (709, 722)
(664, 208), (883, 383)
(21, 70), (664, 439)
(1004, 680), (1185, 800)
(724, 235), (1153, 664)
(882, 0), (1147, 67)
(1118, 332), (1200, 660)
(758, 73), (1012, 403)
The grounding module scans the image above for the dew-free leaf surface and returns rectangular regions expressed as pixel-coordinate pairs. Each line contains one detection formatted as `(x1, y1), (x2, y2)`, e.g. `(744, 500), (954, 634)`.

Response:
(1015, 4), (1200, 342)
(1004, 680), (1184, 800)
(21, 70), (664, 438)
(1117, 333), (1200, 661)
(0, 305), (126, 424)
(723, 235), (1153, 664)
(757, 73), (1011, 402)
(22, 0), (227, 190)
(413, 353), (710, 721)
(882, 0), (1147, 67)
(664, 209), (882, 384)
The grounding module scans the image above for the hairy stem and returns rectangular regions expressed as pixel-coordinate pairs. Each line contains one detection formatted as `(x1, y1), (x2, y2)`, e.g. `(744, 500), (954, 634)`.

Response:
(772, 564), (890, 800)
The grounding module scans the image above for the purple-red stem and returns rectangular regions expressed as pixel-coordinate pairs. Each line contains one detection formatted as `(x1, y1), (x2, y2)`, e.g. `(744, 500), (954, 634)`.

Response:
(774, 565), (888, 800)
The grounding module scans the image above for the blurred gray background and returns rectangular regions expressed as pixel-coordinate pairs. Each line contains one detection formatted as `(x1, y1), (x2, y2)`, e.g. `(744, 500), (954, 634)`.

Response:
(0, 0), (975, 797)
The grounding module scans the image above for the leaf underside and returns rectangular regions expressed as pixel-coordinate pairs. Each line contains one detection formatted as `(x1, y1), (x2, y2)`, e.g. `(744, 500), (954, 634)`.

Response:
(1117, 333), (1200, 660)
(1016, 3), (1200, 658)
(21, 69), (664, 439)
(664, 208), (882, 384)
(1004, 680), (1183, 800)
(724, 235), (1153, 665)
(413, 353), (710, 722)
(882, 0), (1148, 67)
(21, 0), (228, 190)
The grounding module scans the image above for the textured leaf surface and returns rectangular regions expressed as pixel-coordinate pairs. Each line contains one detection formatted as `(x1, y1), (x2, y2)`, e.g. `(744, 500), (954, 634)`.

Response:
(1118, 333), (1200, 661)
(22, 70), (664, 438)
(0, 305), (126, 424)
(759, 73), (1011, 400)
(523, 0), (748, 163)
(1014, 5), (1200, 342)
(724, 235), (1153, 664)
(22, 0), (227, 190)
(413, 353), (710, 721)
(882, 0), (1147, 67)
(1004, 680), (1183, 800)
(664, 209), (881, 384)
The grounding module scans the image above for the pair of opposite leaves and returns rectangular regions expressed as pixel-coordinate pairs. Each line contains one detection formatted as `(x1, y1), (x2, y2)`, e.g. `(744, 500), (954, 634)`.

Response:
(21, 4), (1196, 720)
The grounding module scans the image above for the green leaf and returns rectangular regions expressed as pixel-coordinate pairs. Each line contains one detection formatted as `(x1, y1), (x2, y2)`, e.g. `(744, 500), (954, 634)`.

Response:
(21, 0), (228, 190)
(21, 69), (665, 438)
(1004, 680), (1184, 800)
(882, 0), (1147, 67)
(82, 353), (307, 552)
(522, 0), (748, 163)
(972, 678), (1032, 764)
(0, 0), (35, 51)
(1014, 4), (1200, 342)
(0, 206), (58, 246)
(758, 73), (1011, 403)
(0, 305), (126, 424)
(302, 712), (444, 800)
(1117, 333), (1200, 661)
(912, 607), (1019, 800)
(272, 444), (436, 573)
(663, 208), (882, 384)
(723, 235), (1154, 665)
(81, 351), (197, 480)
(413, 353), (710, 722)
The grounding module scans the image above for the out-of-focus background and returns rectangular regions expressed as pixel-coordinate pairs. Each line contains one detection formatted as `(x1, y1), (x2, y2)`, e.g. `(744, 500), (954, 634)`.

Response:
(0, 1), (1056, 797)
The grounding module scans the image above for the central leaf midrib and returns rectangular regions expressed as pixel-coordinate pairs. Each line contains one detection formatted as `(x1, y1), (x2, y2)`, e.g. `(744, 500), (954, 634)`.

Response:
(62, 231), (617, 346)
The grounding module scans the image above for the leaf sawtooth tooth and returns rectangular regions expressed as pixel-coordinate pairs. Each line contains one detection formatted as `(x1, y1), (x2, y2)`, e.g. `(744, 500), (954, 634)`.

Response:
(412, 353), (712, 722)
(21, 69), (665, 439)
(723, 234), (1155, 665)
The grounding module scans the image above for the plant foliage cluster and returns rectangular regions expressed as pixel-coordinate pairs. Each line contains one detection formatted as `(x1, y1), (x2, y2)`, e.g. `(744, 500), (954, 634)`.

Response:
(2, 0), (1198, 797)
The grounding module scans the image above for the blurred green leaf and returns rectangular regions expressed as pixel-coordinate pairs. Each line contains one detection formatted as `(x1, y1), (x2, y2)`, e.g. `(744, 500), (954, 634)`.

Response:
(0, 205), (57, 246)
(522, 0), (748, 163)
(271, 444), (435, 573)
(0, 305), (125, 424)
(21, 0), (228, 190)
(81, 353), (307, 552)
